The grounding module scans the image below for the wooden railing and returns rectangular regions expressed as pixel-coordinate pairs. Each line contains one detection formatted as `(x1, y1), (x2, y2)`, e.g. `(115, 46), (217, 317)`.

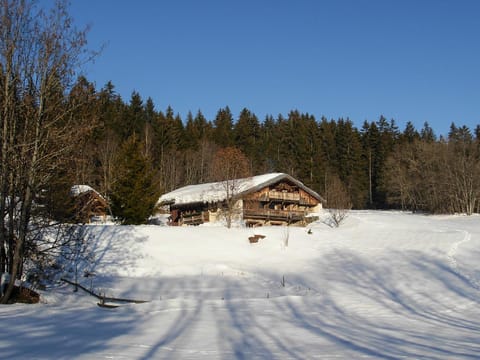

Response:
(243, 208), (306, 221)
(267, 191), (300, 201)
(182, 214), (204, 225)
(257, 191), (316, 205)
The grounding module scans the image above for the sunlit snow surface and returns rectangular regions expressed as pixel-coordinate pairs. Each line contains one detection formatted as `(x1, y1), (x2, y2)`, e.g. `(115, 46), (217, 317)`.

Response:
(1, 211), (480, 359)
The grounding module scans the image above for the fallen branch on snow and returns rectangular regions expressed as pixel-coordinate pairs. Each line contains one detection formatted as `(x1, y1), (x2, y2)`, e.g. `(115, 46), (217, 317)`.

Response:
(60, 277), (149, 304)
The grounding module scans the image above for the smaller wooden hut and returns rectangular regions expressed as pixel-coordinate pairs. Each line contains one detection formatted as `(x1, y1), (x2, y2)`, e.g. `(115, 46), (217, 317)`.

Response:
(70, 185), (109, 223)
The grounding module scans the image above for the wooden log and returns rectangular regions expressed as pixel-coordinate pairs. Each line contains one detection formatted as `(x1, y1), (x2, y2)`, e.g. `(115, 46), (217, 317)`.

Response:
(97, 302), (119, 309)
(61, 278), (148, 304)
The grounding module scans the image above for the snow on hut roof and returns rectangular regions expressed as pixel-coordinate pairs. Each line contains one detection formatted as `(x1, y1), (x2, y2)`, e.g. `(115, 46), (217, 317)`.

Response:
(157, 173), (324, 206)
(70, 185), (105, 200)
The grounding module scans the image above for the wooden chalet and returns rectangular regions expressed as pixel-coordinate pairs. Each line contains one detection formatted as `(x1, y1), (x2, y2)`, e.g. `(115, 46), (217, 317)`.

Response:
(157, 173), (325, 227)
(70, 185), (109, 223)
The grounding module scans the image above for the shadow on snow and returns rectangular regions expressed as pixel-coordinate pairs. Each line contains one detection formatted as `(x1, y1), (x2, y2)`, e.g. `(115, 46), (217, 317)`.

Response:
(2, 238), (480, 359)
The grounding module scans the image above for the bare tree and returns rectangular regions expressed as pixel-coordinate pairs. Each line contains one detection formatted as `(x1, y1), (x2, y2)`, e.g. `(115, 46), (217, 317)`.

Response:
(97, 129), (119, 197)
(385, 138), (480, 215)
(211, 147), (250, 228)
(183, 140), (218, 185)
(384, 142), (423, 211)
(0, 0), (94, 303)
(324, 173), (352, 227)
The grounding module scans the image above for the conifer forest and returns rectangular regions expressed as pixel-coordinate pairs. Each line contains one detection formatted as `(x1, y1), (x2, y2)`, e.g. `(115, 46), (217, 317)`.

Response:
(45, 79), (480, 219)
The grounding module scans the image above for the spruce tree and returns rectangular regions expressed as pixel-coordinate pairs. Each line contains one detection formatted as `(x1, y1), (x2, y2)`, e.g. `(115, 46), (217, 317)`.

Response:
(360, 120), (380, 207)
(120, 91), (145, 140)
(234, 108), (261, 173)
(212, 107), (234, 147)
(259, 115), (279, 172)
(334, 118), (367, 208)
(420, 122), (436, 142)
(110, 135), (159, 224)
(401, 121), (420, 144)
(184, 111), (197, 149)
(318, 117), (338, 196)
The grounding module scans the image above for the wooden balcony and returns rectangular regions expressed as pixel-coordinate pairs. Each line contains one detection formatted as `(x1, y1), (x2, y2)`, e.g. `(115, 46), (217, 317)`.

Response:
(243, 208), (306, 222)
(182, 214), (205, 225)
(257, 191), (316, 206)
(267, 191), (300, 201)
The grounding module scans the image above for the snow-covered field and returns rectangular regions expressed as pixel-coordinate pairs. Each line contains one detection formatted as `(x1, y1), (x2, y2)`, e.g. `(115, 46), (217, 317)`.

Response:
(1, 211), (480, 359)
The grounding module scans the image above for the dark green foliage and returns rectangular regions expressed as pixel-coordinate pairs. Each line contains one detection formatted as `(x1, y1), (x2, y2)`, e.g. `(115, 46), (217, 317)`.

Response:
(212, 107), (234, 147)
(420, 121), (436, 142)
(187, 110), (212, 146)
(96, 82), (125, 137)
(152, 106), (184, 160)
(258, 114), (278, 173)
(401, 121), (420, 144)
(110, 135), (160, 224)
(334, 119), (368, 208)
(449, 122), (473, 144)
(234, 108), (262, 173)
(120, 91), (146, 140)
(359, 116), (399, 208)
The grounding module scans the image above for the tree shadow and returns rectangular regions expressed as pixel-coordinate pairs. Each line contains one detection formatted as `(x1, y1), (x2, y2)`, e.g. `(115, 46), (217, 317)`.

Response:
(5, 230), (480, 359)
(0, 302), (139, 358)
(77, 248), (480, 359)
(59, 225), (149, 294)
(271, 249), (480, 359)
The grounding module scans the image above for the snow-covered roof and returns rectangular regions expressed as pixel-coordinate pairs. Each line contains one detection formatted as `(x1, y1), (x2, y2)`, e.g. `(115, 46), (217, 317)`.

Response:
(70, 185), (104, 199)
(157, 173), (324, 206)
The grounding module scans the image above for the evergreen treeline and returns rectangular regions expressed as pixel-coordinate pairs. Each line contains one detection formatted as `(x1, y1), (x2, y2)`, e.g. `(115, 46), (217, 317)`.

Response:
(59, 78), (480, 222)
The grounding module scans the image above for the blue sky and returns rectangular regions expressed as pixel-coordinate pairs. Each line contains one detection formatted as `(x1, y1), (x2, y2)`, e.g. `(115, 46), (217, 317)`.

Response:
(68, 0), (480, 136)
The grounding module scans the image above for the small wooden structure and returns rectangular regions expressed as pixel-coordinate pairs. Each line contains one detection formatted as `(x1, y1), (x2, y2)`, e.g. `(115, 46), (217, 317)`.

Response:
(70, 185), (109, 223)
(248, 234), (266, 243)
(157, 173), (324, 227)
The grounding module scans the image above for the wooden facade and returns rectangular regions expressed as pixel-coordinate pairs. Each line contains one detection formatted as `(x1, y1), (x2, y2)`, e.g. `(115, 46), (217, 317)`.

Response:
(71, 186), (109, 223)
(161, 174), (324, 227)
(242, 181), (321, 226)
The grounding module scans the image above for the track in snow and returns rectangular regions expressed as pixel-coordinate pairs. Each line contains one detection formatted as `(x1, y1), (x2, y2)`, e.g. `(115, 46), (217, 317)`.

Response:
(447, 229), (479, 290)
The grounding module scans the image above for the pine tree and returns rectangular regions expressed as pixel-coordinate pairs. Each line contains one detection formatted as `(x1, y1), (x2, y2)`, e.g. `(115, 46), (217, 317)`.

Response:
(183, 110), (215, 184)
(94, 82), (127, 196)
(274, 111), (309, 177)
(334, 118), (367, 208)
(302, 114), (323, 192)
(420, 122), (436, 142)
(360, 120), (379, 207)
(401, 121), (420, 144)
(143, 97), (157, 159)
(184, 111), (197, 149)
(259, 115), (278, 173)
(318, 117), (339, 197)
(449, 123), (473, 144)
(110, 135), (159, 224)
(97, 81), (125, 138)
(212, 107), (234, 147)
(185, 109), (212, 151)
(234, 108), (261, 173)
(120, 91), (145, 140)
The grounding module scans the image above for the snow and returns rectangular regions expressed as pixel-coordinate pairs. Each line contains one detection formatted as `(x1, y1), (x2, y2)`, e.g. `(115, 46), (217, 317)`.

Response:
(157, 172), (288, 205)
(1, 211), (480, 359)
(70, 184), (97, 196)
